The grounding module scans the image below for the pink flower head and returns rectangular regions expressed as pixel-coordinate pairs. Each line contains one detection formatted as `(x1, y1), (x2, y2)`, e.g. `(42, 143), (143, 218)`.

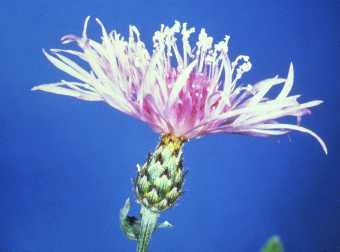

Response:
(32, 17), (327, 153)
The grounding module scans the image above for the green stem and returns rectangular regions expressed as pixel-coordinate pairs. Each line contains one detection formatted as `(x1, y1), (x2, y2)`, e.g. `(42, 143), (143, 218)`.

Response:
(136, 206), (159, 252)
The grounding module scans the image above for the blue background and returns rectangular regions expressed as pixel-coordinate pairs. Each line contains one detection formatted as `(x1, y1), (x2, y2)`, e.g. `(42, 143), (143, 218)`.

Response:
(1, 0), (339, 251)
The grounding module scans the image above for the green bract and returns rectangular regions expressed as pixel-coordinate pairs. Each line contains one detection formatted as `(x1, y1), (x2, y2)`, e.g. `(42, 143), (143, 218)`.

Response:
(135, 134), (186, 212)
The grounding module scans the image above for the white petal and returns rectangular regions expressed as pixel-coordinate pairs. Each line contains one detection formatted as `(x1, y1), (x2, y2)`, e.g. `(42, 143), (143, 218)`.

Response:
(82, 16), (91, 39)
(244, 76), (286, 107)
(237, 100), (323, 126)
(167, 60), (197, 107)
(32, 82), (102, 101)
(277, 63), (294, 99)
(43, 50), (93, 84)
(255, 123), (327, 154)
(50, 48), (86, 60)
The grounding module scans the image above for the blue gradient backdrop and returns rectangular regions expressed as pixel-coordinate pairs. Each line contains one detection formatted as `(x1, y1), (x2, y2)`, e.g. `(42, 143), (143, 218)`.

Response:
(1, 0), (339, 251)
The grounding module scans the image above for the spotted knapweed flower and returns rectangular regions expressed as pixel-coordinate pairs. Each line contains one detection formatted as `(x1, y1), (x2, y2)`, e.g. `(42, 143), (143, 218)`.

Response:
(33, 17), (327, 251)
(33, 17), (326, 211)
(32, 17), (326, 153)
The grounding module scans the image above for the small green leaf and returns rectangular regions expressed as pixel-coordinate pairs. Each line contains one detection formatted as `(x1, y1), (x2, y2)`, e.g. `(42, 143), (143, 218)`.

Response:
(120, 198), (141, 240)
(261, 236), (284, 252)
(157, 220), (173, 229)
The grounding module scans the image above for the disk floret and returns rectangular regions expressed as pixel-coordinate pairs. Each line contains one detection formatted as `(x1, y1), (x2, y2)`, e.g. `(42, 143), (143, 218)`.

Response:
(135, 134), (186, 212)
